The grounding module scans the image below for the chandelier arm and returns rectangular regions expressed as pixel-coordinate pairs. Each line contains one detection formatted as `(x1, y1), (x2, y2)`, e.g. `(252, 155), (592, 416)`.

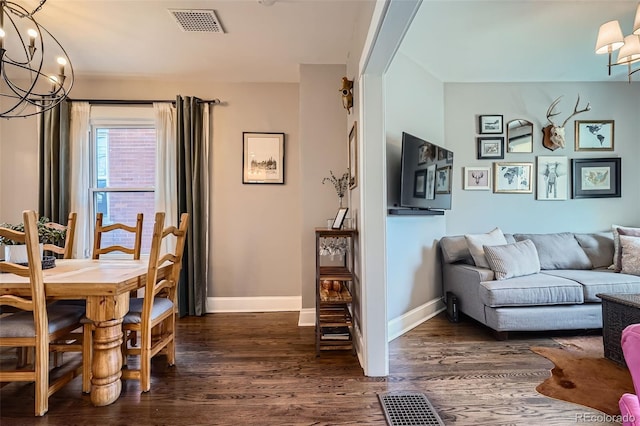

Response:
(1, 0), (73, 118)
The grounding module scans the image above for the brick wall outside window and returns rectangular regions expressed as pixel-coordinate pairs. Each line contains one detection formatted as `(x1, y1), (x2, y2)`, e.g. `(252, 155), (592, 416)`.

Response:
(96, 128), (156, 255)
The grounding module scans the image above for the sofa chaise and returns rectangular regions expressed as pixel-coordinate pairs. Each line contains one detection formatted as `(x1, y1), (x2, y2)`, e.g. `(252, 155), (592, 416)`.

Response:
(439, 228), (640, 337)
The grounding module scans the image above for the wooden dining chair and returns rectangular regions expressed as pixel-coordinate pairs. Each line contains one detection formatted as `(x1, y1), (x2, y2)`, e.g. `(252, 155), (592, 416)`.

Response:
(0, 210), (88, 416)
(91, 212), (144, 347)
(121, 212), (189, 392)
(92, 212), (143, 259)
(43, 212), (77, 259)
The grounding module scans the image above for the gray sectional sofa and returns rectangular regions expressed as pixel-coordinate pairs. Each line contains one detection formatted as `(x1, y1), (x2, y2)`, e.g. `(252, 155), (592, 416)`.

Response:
(439, 230), (640, 337)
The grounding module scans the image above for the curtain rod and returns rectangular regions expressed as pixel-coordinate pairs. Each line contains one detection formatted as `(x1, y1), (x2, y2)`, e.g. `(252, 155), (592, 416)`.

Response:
(67, 98), (221, 106)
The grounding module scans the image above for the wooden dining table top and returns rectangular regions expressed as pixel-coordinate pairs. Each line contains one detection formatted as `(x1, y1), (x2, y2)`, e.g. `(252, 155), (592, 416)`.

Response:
(0, 258), (160, 298)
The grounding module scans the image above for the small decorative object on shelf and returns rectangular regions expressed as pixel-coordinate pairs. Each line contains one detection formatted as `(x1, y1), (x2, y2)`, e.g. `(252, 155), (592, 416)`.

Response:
(322, 170), (350, 208)
(318, 237), (349, 258)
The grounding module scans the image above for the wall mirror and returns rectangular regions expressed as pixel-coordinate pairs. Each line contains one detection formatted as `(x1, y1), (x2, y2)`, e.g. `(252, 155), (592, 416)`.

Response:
(507, 119), (533, 153)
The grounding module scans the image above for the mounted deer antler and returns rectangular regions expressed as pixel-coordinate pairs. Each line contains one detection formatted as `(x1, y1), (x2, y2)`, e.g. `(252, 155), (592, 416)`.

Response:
(542, 95), (591, 151)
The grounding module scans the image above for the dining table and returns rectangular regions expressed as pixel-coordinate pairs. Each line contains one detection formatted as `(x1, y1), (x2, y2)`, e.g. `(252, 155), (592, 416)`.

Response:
(0, 258), (170, 407)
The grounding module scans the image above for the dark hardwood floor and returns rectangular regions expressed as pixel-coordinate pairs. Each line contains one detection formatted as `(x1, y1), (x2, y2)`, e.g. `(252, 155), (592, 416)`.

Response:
(1, 312), (616, 425)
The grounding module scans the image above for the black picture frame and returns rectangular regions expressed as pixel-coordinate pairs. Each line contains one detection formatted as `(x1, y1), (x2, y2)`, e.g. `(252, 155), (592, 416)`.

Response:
(477, 136), (504, 159)
(332, 207), (349, 229)
(571, 158), (621, 199)
(242, 132), (285, 184)
(478, 115), (504, 134)
(413, 169), (427, 198)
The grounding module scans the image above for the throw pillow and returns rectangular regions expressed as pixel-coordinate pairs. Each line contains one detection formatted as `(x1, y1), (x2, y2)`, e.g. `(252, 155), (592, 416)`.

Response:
(611, 225), (640, 271)
(464, 227), (508, 269)
(620, 235), (640, 276)
(512, 232), (592, 270)
(484, 239), (541, 280)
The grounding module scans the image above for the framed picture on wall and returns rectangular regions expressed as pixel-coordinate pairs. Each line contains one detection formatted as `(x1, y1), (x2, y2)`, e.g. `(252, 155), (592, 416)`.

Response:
(348, 122), (358, 189)
(536, 156), (568, 201)
(478, 115), (504, 134)
(242, 132), (285, 184)
(575, 120), (614, 151)
(463, 166), (491, 190)
(477, 137), (504, 159)
(493, 162), (533, 193)
(572, 157), (621, 198)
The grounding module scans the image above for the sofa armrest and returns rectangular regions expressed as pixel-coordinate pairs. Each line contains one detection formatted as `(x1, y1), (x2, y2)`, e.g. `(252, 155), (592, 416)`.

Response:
(443, 263), (494, 324)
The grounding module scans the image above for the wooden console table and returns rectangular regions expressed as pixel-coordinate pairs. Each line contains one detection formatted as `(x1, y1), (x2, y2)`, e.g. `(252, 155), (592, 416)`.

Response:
(597, 293), (640, 366)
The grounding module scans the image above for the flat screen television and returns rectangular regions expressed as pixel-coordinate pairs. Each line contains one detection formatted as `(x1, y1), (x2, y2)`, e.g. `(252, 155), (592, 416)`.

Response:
(399, 132), (454, 211)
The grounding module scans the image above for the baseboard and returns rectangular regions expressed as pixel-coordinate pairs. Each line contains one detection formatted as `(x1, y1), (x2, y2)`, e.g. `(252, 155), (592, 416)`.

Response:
(298, 308), (316, 326)
(206, 296), (301, 313)
(388, 298), (446, 341)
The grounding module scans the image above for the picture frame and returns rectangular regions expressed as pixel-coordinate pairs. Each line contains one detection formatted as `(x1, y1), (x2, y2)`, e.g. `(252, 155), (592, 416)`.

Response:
(536, 156), (568, 201)
(417, 143), (435, 165)
(575, 120), (614, 151)
(348, 122), (358, 189)
(463, 166), (491, 191)
(332, 207), (349, 229)
(493, 162), (533, 193)
(571, 157), (621, 199)
(478, 115), (504, 134)
(413, 169), (426, 198)
(242, 132), (285, 184)
(425, 164), (436, 200)
(436, 165), (452, 194)
(477, 136), (504, 159)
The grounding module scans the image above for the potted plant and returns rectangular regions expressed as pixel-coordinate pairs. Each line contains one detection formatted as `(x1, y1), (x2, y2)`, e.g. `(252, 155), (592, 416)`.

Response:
(0, 217), (67, 263)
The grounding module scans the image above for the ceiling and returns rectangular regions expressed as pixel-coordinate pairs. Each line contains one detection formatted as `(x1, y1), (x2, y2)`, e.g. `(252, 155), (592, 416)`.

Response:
(29, 0), (376, 83)
(12, 0), (640, 83)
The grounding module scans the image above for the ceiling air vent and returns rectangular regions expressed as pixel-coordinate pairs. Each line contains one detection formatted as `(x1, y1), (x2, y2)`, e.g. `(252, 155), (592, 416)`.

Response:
(168, 9), (225, 33)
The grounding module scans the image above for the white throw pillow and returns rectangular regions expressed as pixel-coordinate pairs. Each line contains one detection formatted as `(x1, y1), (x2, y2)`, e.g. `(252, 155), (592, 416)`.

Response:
(620, 235), (640, 276)
(484, 239), (541, 280)
(464, 227), (508, 269)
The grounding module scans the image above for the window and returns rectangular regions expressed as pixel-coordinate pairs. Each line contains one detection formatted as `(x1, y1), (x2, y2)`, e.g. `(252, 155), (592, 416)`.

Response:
(90, 119), (156, 256)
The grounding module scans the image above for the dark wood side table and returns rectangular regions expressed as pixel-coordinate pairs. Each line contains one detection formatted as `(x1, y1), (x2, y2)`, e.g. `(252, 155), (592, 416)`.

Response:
(597, 293), (640, 366)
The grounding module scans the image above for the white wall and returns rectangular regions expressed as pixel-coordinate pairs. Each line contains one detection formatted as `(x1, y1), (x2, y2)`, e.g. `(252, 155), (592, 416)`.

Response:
(384, 52), (447, 329)
(444, 82), (640, 234)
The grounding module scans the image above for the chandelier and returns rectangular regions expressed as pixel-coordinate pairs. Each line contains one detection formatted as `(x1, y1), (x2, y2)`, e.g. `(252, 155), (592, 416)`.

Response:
(0, 0), (73, 118)
(595, 3), (640, 83)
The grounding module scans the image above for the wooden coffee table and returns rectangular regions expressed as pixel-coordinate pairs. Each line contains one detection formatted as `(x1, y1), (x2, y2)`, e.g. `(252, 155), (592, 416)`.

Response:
(597, 293), (640, 366)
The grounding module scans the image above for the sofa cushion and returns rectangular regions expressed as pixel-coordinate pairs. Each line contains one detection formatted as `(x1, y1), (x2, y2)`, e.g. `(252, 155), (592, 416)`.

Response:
(575, 232), (615, 269)
(513, 232), (592, 270)
(484, 240), (541, 280)
(620, 235), (640, 276)
(612, 225), (640, 271)
(542, 270), (640, 302)
(465, 227), (507, 268)
(478, 273), (584, 307)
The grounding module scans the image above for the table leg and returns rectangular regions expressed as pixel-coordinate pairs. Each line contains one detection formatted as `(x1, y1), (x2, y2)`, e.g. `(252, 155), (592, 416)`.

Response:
(90, 318), (124, 406)
(85, 293), (130, 406)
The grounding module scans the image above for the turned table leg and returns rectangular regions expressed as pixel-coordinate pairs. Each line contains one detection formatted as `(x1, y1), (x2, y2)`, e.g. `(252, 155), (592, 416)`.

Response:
(86, 293), (130, 406)
(90, 318), (124, 406)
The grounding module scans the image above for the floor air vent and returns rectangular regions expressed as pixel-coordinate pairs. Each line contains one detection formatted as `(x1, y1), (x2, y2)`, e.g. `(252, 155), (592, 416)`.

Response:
(378, 392), (445, 426)
(168, 9), (225, 33)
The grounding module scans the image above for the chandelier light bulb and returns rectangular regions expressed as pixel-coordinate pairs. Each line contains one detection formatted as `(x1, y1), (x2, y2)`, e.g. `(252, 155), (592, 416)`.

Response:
(57, 56), (66, 75)
(0, 28), (5, 38)
(27, 28), (38, 39)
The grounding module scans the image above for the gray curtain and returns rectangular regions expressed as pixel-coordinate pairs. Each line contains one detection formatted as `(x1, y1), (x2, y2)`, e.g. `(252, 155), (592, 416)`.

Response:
(176, 96), (208, 316)
(39, 101), (71, 223)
